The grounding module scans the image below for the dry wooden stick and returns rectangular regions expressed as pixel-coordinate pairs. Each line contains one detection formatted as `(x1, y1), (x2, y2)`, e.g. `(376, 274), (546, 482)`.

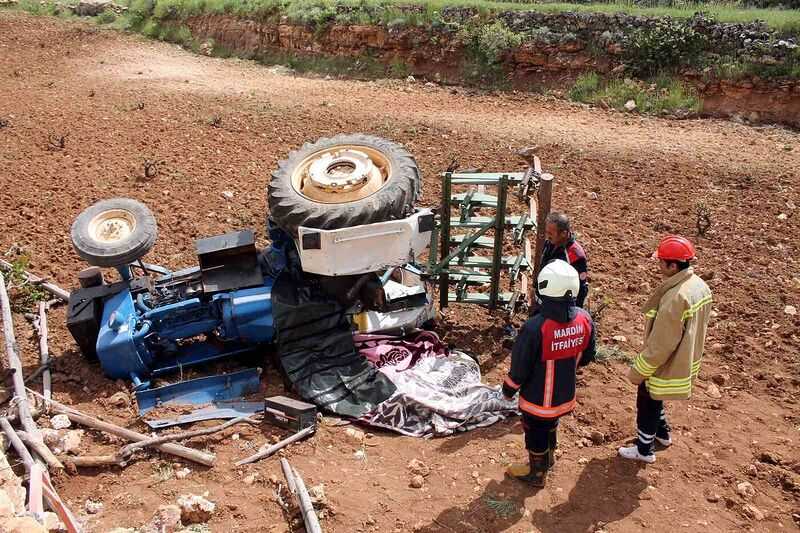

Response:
(0, 259), (70, 302)
(236, 425), (316, 467)
(75, 416), (259, 466)
(0, 271), (53, 470)
(37, 302), (51, 403)
(16, 430), (63, 471)
(26, 390), (215, 467)
(0, 417), (34, 477)
(292, 465), (323, 533)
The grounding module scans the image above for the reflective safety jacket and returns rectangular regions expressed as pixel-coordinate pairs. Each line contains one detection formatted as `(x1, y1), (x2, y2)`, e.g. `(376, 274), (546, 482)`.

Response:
(540, 236), (589, 307)
(628, 267), (712, 401)
(503, 304), (596, 419)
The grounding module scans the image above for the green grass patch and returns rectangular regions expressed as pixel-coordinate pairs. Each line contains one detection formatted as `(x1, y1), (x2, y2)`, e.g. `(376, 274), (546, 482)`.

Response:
(570, 72), (702, 114)
(2, 257), (47, 313)
(256, 50), (409, 79)
(595, 344), (635, 365)
(105, 0), (800, 33)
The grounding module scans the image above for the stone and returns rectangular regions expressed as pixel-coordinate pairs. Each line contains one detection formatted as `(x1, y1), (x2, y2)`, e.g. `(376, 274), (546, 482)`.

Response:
(175, 468), (191, 480)
(58, 430), (83, 454)
(624, 100), (636, 111)
(3, 517), (47, 533)
(578, 457), (590, 465)
(746, 464), (758, 477)
(705, 384), (721, 399)
(243, 474), (256, 485)
(784, 305), (797, 315)
(108, 391), (131, 407)
(410, 475), (425, 488)
(268, 474), (279, 485)
(220, 191), (234, 200)
(711, 374), (729, 386)
(737, 481), (755, 500)
(85, 499), (103, 514)
(354, 450), (367, 461)
(589, 431), (605, 445)
(586, 191), (599, 200)
(407, 458), (430, 477)
(177, 494), (215, 524)
(345, 427), (365, 441)
(150, 504), (183, 533)
(308, 484), (326, 506)
(0, 489), (16, 518)
(710, 343), (725, 351)
(40, 428), (60, 447)
(74, 0), (110, 16)
(405, 75), (416, 84)
(612, 335), (627, 343)
(742, 504), (765, 521)
(42, 511), (64, 533)
(777, 213), (788, 221)
(706, 493), (720, 503)
(50, 414), (71, 430)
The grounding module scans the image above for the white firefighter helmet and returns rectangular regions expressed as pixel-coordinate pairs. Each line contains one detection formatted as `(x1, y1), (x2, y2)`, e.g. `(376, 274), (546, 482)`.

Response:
(537, 259), (580, 301)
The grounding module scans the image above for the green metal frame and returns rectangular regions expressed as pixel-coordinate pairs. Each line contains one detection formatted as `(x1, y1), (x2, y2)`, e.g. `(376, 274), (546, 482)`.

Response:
(428, 171), (535, 313)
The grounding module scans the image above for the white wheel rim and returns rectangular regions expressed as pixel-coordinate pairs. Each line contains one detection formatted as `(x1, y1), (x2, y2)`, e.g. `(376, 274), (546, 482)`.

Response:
(87, 209), (136, 245)
(290, 145), (392, 204)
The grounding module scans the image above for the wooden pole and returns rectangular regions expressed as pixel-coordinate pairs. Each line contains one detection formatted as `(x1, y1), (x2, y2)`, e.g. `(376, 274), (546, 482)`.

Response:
(235, 425), (315, 467)
(533, 173), (554, 278)
(27, 391), (216, 467)
(0, 417), (34, 478)
(293, 467), (323, 533)
(37, 302), (51, 404)
(0, 272), (55, 470)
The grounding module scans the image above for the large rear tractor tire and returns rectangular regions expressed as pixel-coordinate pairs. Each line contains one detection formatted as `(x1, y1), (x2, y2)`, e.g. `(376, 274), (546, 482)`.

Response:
(267, 134), (421, 236)
(71, 198), (158, 267)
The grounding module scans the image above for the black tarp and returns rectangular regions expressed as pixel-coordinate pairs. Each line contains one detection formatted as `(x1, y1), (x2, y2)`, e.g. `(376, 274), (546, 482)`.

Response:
(271, 273), (396, 418)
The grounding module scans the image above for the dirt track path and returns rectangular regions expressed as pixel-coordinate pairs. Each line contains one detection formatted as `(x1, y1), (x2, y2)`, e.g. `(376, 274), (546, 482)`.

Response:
(1, 12), (799, 533)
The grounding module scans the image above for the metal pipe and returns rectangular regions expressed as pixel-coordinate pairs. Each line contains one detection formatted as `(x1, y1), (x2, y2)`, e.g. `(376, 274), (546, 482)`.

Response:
(135, 293), (151, 314)
(132, 320), (152, 341)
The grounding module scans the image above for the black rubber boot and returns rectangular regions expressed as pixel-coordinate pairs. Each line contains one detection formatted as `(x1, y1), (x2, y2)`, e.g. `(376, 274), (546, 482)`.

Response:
(547, 428), (558, 467)
(506, 451), (549, 488)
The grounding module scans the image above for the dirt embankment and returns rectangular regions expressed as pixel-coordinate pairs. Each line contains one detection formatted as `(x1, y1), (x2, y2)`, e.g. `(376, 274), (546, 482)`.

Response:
(184, 15), (800, 127)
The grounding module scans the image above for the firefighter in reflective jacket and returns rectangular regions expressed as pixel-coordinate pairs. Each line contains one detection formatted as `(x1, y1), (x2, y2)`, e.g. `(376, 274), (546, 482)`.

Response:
(503, 260), (596, 487)
(540, 211), (589, 308)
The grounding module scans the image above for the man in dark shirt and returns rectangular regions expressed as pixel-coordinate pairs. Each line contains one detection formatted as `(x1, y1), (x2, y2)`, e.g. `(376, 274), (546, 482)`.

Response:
(539, 211), (589, 308)
(503, 260), (596, 488)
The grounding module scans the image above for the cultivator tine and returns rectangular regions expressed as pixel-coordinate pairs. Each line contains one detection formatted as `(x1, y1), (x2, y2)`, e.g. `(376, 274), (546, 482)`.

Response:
(459, 186), (476, 222)
(510, 252), (524, 285)
(513, 212), (529, 245)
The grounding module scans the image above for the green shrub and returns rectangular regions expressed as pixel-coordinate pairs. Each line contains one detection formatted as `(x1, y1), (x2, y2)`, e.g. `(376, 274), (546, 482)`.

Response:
(95, 9), (117, 24)
(569, 71), (600, 102)
(284, 0), (336, 26)
(128, 0), (155, 22)
(527, 26), (553, 45)
(626, 18), (707, 75)
(4, 257), (46, 313)
(477, 20), (523, 63)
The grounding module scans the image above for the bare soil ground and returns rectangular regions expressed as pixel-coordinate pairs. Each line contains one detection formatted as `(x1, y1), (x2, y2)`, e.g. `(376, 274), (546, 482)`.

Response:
(1, 12), (799, 533)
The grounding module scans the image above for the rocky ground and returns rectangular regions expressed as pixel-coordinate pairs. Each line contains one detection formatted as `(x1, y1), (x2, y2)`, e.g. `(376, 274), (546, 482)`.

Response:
(0, 11), (799, 533)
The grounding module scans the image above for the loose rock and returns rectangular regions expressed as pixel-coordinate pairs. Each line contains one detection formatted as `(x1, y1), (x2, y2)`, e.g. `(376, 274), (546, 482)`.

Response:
(175, 468), (191, 480)
(84, 499), (103, 514)
(737, 481), (755, 500)
(742, 503), (765, 521)
(408, 458), (430, 477)
(177, 494), (215, 524)
(150, 504), (183, 533)
(705, 384), (721, 399)
(58, 430), (83, 454)
(784, 305), (797, 316)
(50, 414), (71, 430)
(624, 100), (636, 111)
(410, 475), (425, 489)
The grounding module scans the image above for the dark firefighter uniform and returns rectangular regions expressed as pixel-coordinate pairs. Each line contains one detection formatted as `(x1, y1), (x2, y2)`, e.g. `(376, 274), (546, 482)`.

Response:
(540, 237), (589, 307)
(503, 300), (596, 484)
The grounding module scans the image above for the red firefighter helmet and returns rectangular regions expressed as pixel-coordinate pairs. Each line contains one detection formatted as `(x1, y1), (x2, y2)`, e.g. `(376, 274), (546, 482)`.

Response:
(651, 235), (696, 261)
